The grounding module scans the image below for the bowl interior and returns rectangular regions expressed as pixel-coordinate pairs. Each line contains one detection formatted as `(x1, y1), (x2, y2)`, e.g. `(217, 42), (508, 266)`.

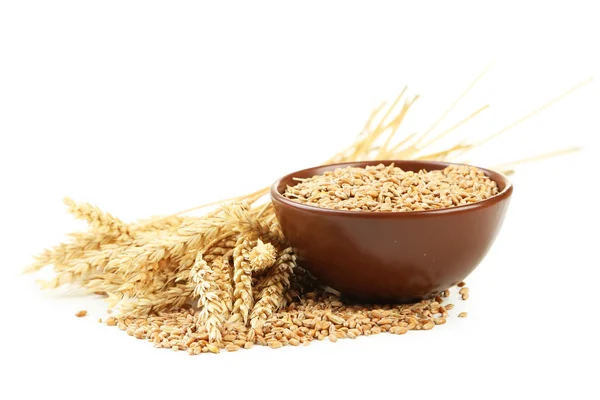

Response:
(273, 160), (511, 213)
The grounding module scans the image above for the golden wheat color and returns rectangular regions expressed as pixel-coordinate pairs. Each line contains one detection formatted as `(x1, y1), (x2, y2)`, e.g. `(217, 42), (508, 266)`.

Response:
(284, 163), (498, 212)
(27, 76), (588, 354)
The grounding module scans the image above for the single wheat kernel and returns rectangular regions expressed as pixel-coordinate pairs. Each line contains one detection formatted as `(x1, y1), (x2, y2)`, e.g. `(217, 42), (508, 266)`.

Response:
(395, 326), (408, 335)
(75, 310), (87, 318)
(458, 312), (468, 318)
(225, 344), (240, 352)
(206, 344), (220, 354)
(457, 282), (466, 287)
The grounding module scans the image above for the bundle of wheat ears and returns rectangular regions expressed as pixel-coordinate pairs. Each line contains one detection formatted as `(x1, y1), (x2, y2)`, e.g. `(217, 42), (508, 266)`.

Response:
(26, 74), (589, 353)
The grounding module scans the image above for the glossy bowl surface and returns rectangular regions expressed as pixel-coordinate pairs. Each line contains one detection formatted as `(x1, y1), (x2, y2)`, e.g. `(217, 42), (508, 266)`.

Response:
(270, 160), (513, 303)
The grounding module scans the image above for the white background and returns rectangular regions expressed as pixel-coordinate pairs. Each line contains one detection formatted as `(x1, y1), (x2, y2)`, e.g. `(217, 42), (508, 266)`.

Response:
(1, 1), (599, 399)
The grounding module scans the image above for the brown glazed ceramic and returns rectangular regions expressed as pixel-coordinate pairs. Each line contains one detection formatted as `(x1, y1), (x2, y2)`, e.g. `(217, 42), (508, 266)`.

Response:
(270, 160), (513, 303)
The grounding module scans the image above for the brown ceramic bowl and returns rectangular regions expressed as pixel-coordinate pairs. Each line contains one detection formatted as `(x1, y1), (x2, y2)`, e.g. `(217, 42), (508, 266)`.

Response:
(270, 160), (513, 303)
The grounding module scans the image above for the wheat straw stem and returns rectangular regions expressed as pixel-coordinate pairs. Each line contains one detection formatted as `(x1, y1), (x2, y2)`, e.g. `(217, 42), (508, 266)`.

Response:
(490, 147), (581, 171)
(380, 95), (419, 132)
(201, 231), (235, 255)
(415, 143), (472, 161)
(418, 104), (490, 151)
(412, 64), (492, 148)
(353, 87), (407, 157)
(385, 132), (418, 157)
(378, 96), (420, 158)
(255, 201), (272, 219)
(372, 87), (407, 134)
(359, 101), (387, 136)
(464, 77), (593, 151)
(139, 187), (270, 228)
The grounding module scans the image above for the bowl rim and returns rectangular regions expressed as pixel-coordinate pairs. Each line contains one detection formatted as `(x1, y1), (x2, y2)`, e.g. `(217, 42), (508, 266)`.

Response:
(270, 160), (513, 217)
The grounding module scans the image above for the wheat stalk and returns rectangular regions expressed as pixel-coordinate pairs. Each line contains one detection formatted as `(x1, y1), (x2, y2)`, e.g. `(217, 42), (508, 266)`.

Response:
(248, 248), (296, 340)
(229, 236), (254, 325)
(63, 197), (132, 239)
(191, 252), (226, 343)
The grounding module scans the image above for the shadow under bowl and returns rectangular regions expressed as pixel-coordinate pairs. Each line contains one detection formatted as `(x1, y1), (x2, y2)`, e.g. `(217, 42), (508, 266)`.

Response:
(270, 160), (513, 303)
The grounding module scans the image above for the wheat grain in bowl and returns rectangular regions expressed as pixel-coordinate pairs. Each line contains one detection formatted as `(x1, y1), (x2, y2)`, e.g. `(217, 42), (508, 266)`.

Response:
(283, 163), (499, 212)
(271, 160), (513, 302)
